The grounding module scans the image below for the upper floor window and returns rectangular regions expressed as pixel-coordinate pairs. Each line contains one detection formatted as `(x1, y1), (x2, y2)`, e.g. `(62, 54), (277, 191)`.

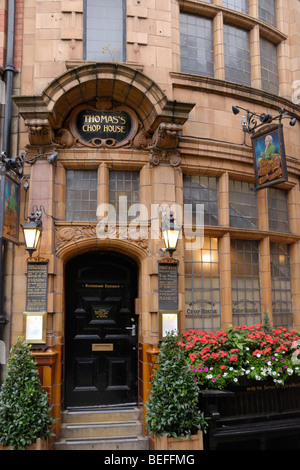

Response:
(224, 24), (251, 86)
(259, 0), (276, 27)
(84, 0), (126, 62)
(222, 0), (249, 14)
(260, 38), (279, 95)
(180, 13), (214, 78)
(229, 180), (258, 229)
(66, 170), (98, 221)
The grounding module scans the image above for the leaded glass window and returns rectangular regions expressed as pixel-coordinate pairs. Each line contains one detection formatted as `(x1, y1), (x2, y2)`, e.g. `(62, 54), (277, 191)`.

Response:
(224, 24), (251, 86)
(260, 38), (279, 95)
(84, 0), (126, 62)
(270, 243), (293, 328)
(259, 0), (276, 27)
(229, 180), (258, 229)
(185, 237), (221, 330)
(180, 14), (214, 78)
(183, 175), (218, 226)
(109, 170), (139, 221)
(231, 240), (261, 326)
(268, 188), (289, 232)
(65, 170), (98, 221)
(222, 0), (249, 14)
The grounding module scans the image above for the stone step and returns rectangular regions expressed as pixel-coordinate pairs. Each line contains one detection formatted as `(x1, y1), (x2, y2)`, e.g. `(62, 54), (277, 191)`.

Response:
(54, 406), (149, 451)
(60, 420), (143, 439)
(62, 406), (141, 424)
(54, 435), (149, 451)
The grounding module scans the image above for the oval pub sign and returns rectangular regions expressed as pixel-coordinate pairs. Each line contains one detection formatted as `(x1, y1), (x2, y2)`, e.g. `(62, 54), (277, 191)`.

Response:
(76, 109), (132, 144)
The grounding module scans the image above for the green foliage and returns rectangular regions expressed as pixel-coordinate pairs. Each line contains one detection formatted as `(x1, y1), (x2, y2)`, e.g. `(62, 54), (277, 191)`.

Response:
(262, 306), (271, 334)
(145, 332), (208, 438)
(0, 337), (54, 450)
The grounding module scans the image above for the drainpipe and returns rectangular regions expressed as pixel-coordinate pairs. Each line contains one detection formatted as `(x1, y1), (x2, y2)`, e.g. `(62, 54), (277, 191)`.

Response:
(0, 0), (16, 333)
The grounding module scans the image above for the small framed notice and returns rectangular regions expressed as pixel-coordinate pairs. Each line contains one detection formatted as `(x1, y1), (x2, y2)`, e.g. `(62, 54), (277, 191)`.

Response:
(23, 311), (47, 344)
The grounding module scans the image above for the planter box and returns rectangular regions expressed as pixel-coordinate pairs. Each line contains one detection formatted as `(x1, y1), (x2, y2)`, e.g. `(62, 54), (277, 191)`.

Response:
(150, 431), (203, 450)
(0, 438), (48, 451)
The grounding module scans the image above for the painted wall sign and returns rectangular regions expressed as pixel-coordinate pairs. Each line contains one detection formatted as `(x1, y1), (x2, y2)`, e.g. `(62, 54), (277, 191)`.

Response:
(65, 100), (140, 149)
(251, 123), (288, 190)
(76, 110), (132, 144)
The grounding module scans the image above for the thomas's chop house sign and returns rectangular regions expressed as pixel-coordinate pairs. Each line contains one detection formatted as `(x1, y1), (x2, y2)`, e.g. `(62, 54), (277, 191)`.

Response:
(75, 109), (132, 144)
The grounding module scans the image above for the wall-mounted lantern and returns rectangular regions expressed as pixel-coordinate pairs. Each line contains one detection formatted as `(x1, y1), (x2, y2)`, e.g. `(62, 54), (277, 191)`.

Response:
(161, 213), (181, 257)
(21, 208), (42, 258)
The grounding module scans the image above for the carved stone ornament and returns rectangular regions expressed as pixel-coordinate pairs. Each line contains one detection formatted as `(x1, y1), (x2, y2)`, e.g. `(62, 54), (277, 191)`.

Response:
(25, 118), (54, 147)
(55, 224), (149, 253)
(149, 122), (183, 167)
(54, 98), (142, 149)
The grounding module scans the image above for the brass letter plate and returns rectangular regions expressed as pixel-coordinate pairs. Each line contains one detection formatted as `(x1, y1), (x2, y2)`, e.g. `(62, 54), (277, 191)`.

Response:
(92, 343), (113, 352)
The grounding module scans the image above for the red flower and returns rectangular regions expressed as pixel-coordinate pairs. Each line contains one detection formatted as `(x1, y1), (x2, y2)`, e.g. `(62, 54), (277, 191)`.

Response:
(189, 353), (197, 362)
(229, 355), (238, 362)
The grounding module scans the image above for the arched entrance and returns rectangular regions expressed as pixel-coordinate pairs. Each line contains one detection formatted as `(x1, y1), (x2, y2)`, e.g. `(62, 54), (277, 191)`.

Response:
(65, 251), (138, 408)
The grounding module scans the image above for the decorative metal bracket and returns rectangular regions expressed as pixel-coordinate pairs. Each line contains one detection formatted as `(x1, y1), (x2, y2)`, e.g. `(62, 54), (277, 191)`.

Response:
(232, 106), (297, 134)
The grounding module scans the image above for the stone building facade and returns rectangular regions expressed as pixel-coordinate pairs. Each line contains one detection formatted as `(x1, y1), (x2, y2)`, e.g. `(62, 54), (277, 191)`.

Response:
(0, 0), (300, 447)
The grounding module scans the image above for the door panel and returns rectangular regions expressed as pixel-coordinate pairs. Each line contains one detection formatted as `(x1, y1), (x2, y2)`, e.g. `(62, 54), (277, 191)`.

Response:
(65, 252), (138, 408)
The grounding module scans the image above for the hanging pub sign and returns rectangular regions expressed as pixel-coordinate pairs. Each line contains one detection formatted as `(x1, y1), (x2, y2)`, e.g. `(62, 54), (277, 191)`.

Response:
(251, 123), (288, 190)
(2, 175), (20, 243)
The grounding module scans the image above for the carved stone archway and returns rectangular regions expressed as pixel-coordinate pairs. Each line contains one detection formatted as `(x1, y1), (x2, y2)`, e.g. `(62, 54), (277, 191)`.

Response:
(13, 63), (195, 166)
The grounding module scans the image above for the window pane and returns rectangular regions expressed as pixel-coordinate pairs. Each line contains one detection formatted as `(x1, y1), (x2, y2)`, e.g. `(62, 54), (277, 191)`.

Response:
(270, 243), (293, 328)
(229, 180), (258, 229)
(109, 170), (139, 221)
(224, 24), (251, 86)
(183, 174), (218, 226)
(180, 14), (214, 77)
(65, 170), (98, 221)
(259, 0), (276, 27)
(260, 38), (279, 95)
(268, 188), (289, 232)
(84, 0), (125, 62)
(223, 0), (249, 14)
(185, 237), (221, 330)
(231, 240), (261, 326)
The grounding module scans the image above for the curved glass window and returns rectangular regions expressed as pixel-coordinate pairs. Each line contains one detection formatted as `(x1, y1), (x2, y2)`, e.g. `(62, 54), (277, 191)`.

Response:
(222, 0), (249, 14)
(260, 38), (279, 95)
(259, 0), (276, 27)
(180, 14), (214, 77)
(224, 24), (251, 86)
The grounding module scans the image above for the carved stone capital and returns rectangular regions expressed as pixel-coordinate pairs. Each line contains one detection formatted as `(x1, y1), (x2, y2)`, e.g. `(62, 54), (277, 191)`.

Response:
(151, 122), (183, 150)
(149, 122), (182, 167)
(24, 118), (54, 147)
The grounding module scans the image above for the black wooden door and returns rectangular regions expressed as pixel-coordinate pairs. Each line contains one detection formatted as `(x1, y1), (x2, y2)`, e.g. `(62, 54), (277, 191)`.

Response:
(65, 252), (138, 408)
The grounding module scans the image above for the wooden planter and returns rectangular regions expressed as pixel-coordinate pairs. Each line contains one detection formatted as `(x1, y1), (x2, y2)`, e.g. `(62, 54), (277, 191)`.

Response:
(150, 430), (203, 450)
(0, 438), (48, 450)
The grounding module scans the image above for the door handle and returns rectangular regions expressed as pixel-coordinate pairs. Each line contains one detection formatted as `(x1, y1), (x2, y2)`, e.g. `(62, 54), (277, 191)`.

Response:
(126, 325), (136, 336)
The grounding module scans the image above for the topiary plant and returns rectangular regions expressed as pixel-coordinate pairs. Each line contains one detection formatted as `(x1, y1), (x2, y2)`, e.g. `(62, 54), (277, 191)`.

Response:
(145, 331), (208, 438)
(0, 337), (54, 450)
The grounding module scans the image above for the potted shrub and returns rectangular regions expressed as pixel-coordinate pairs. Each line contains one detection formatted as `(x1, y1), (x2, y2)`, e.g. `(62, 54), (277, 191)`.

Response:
(0, 337), (54, 450)
(145, 331), (208, 450)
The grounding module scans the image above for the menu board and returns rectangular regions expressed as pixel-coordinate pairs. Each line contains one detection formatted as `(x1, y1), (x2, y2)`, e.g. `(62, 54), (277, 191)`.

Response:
(158, 261), (178, 310)
(26, 262), (48, 312)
